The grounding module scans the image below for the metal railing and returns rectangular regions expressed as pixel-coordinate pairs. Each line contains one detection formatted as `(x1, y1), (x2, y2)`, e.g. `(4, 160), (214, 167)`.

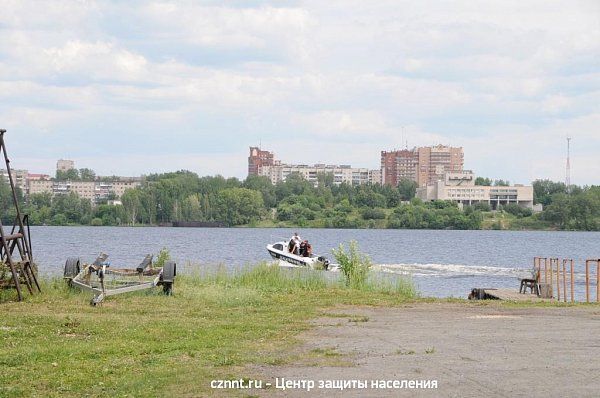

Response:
(534, 257), (599, 303)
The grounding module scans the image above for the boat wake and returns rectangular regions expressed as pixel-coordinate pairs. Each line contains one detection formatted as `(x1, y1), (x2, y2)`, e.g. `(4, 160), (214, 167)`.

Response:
(373, 263), (595, 283)
(373, 263), (533, 279)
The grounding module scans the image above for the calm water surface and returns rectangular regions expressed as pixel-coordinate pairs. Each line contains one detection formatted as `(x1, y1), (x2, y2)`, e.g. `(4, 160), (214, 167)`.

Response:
(31, 226), (599, 298)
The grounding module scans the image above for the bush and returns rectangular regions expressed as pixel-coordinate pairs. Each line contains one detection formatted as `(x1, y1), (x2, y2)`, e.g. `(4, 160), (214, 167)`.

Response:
(90, 218), (103, 226)
(502, 203), (533, 218)
(155, 247), (171, 268)
(51, 213), (68, 226)
(360, 208), (386, 220)
(472, 202), (491, 212)
(491, 221), (503, 230)
(332, 240), (372, 289)
(331, 215), (361, 228)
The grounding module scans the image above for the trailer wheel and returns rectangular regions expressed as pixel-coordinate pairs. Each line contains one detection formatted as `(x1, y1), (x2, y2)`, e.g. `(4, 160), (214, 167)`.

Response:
(160, 261), (176, 296)
(64, 257), (81, 284)
(162, 282), (173, 296)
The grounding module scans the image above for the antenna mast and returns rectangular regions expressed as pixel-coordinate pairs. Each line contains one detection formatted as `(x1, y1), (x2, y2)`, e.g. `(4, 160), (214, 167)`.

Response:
(400, 126), (405, 150)
(566, 137), (571, 193)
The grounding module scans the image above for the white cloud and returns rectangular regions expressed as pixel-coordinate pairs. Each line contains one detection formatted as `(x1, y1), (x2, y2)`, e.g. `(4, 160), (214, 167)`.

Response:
(0, 0), (599, 183)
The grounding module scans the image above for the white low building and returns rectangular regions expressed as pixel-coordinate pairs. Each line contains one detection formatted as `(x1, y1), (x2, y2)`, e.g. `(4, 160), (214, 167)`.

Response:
(417, 171), (534, 209)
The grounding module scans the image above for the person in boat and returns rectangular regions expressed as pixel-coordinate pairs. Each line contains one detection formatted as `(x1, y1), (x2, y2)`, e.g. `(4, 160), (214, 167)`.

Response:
(301, 240), (312, 257)
(288, 232), (302, 255)
(299, 240), (307, 256)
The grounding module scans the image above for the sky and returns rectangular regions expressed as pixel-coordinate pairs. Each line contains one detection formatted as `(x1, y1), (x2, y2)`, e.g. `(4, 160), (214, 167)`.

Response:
(1, 0), (599, 184)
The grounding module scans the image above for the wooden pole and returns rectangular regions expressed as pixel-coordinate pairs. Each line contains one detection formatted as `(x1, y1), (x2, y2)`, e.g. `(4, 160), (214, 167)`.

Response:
(586, 260), (590, 303)
(562, 260), (567, 303)
(570, 259), (574, 303)
(548, 258), (552, 295)
(596, 260), (599, 303)
(545, 258), (549, 284)
(555, 259), (561, 302)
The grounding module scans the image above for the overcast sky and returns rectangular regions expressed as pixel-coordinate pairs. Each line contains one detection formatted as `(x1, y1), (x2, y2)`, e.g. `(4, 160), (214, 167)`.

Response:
(1, 1), (599, 184)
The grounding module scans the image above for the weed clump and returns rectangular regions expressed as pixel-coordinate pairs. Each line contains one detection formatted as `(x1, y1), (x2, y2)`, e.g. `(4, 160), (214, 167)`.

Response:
(332, 240), (372, 289)
(155, 248), (171, 268)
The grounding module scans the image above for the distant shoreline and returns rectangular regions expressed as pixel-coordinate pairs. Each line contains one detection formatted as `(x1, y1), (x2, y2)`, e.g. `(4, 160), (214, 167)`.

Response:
(27, 223), (581, 232)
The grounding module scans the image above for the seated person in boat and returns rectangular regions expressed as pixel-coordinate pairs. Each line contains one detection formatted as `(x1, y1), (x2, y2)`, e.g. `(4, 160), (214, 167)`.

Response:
(288, 232), (302, 255)
(299, 240), (312, 257)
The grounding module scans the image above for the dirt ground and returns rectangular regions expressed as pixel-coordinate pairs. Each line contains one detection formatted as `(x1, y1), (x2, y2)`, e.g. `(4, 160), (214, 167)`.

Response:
(253, 302), (600, 397)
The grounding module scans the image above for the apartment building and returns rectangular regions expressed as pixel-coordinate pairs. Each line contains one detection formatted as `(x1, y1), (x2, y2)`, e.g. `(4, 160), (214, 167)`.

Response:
(381, 145), (464, 187)
(416, 171), (534, 209)
(0, 169), (29, 193)
(28, 179), (54, 196)
(368, 169), (382, 186)
(248, 147), (275, 176)
(28, 178), (141, 202)
(250, 146), (380, 186)
(57, 159), (75, 172)
(259, 164), (376, 186)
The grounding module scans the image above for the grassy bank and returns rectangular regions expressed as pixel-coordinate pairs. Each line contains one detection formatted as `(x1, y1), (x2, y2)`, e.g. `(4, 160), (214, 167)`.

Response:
(0, 265), (415, 397)
(248, 210), (557, 231)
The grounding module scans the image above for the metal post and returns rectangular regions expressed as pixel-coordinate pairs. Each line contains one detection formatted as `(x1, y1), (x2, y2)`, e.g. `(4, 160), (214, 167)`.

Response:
(586, 260), (590, 303)
(562, 260), (567, 303)
(571, 260), (575, 303)
(570, 259), (574, 303)
(596, 260), (600, 303)
(556, 259), (561, 302)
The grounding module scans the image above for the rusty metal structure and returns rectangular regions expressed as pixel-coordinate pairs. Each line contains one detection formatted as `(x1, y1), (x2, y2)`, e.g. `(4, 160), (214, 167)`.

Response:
(0, 129), (40, 300)
(534, 257), (599, 303)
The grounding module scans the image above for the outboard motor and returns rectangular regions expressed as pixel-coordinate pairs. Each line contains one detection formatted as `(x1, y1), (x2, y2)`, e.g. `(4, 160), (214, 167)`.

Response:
(318, 256), (330, 271)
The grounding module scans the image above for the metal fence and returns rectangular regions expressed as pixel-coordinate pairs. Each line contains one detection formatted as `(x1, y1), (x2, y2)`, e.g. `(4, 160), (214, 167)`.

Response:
(534, 257), (599, 303)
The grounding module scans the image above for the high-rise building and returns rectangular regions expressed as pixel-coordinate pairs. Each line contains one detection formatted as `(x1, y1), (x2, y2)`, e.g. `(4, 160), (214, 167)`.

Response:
(381, 149), (418, 187)
(381, 145), (464, 187)
(57, 159), (75, 172)
(248, 147), (275, 176)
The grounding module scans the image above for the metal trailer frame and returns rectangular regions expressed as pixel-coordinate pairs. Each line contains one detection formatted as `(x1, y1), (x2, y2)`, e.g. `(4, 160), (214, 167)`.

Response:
(64, 254), (176, 305)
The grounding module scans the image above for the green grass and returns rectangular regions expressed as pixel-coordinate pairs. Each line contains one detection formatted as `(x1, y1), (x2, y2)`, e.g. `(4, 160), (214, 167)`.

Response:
(480, 211), (554, 230)
(0, 264), (416, 397)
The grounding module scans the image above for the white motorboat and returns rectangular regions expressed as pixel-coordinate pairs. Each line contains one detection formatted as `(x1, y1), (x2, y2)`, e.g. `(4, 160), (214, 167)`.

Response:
(266, 241), (336, 271)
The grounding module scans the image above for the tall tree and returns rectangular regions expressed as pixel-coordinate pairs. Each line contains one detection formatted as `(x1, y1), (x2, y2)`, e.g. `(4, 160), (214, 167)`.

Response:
(474, 177), (492, 186)
(215, 188), (264, 226)
(533, 179), (567, 206)
(397, 178), (418, 201)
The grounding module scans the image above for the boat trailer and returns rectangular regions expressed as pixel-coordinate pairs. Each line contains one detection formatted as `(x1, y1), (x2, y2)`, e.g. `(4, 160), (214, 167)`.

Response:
(64, 253), (176, 306)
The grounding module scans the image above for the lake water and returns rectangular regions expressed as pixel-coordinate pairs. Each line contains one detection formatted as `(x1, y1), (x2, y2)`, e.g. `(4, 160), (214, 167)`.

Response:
(30, 226), (600, 299)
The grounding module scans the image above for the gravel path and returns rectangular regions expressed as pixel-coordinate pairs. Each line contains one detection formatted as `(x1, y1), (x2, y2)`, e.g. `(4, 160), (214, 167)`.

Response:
(254, 302), (600, 397)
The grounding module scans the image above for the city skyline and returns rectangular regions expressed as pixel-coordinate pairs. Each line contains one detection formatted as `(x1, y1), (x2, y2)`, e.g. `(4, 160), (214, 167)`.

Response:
(0, 138), (589, 187)
(1, 1), (599, 184)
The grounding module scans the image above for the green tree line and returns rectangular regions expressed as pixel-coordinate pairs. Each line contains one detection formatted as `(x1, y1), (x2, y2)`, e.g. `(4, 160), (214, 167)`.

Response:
(1, 172), (598, 230)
